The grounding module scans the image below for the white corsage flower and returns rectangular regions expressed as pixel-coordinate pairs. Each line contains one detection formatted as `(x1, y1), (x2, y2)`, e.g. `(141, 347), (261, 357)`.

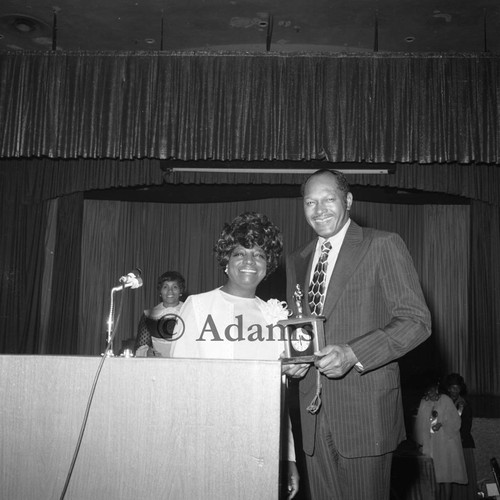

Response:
(264, 298), (291, 323)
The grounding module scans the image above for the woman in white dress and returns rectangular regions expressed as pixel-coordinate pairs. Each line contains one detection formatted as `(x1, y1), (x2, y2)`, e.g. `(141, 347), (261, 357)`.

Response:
(414, 377), (467, 500)
(172, 211), (299, 499)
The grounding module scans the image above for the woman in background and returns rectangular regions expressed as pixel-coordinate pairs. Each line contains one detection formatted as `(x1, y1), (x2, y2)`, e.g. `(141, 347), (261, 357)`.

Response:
(444, 372), (478, 499)
(414, 376), (467, 500)
(172, 211), (299, 499)
(134, 270), (185, 357)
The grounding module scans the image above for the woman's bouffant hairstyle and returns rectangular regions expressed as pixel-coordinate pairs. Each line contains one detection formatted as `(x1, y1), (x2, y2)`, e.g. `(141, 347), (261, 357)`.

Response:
(157, 271), (185, 293)
(214, 212), (283, 277)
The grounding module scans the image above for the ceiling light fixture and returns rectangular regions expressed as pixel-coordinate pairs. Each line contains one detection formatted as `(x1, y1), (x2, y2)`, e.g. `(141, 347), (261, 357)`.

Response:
(168, 167), (391, 175)
(0, 14), (50, 37)
(161, 160), (395, 175)
(14, 19), (36, 32)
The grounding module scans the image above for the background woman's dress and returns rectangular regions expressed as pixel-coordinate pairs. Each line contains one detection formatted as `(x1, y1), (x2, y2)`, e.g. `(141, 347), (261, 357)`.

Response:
(415, 393), (467, 485)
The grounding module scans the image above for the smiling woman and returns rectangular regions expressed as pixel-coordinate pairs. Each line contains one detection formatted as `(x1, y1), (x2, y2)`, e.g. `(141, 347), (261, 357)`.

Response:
(170, 211), (299, 498)
(172, 211), (285, 359)
(222, 245), (268, 297)
(134, 270), (186, 357)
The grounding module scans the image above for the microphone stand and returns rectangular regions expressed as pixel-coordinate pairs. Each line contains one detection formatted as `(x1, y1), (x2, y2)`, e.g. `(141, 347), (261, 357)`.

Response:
(104, 283), (135, 356)
(104, 285), (126, 356)
(103, 271), (143, 356)
(60, 275), (140, 499)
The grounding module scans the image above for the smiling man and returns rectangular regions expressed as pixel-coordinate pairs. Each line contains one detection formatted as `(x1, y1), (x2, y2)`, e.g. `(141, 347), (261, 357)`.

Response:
(283, 169), (431, 500)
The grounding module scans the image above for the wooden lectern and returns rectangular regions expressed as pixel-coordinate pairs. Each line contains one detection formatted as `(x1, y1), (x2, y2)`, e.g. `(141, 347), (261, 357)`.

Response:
(0, 355), (283, 500)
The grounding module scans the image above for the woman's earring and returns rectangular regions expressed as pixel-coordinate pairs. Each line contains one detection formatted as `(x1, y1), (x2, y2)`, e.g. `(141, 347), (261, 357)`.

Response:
(224, 265), (228, 275)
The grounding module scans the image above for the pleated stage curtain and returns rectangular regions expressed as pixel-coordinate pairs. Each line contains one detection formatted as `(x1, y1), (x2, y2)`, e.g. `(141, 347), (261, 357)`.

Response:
(1, 52), (500, 163)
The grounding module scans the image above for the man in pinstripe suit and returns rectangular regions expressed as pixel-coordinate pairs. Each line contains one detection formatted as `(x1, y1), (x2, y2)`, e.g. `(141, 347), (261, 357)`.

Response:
(283, 169), (431, 499)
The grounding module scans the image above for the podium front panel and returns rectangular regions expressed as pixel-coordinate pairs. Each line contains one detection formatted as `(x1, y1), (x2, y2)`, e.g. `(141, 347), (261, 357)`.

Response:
(0, 355), (282, 500)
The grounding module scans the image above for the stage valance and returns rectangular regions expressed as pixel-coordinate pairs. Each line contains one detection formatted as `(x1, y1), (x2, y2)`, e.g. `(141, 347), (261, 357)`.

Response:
(1, 51), (500, 163)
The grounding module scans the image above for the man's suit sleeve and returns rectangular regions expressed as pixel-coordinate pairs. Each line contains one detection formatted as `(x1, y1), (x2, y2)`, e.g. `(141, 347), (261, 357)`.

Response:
(348, 232), (431, 372)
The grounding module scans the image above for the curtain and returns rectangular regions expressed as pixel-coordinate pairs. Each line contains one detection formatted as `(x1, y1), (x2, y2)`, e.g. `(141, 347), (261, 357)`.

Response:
(469, 200), (500, 395)
(78, 198), (471, 387)
(39, 199), (58, 353)
(79, 198), (315, 355)
(45, 192), (84, 354)
(0, 165), (48, 353)
(1, 52), (500, 163)
(351, 203), (470, 378)
(3, 158), (498, 207)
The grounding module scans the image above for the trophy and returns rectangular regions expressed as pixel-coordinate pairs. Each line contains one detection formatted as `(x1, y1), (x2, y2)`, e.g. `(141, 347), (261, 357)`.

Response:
(279, 284), (326, 364)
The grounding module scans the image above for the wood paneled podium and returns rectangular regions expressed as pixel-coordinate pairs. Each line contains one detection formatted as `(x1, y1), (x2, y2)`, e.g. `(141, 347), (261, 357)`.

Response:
(0, 355), (283, 500)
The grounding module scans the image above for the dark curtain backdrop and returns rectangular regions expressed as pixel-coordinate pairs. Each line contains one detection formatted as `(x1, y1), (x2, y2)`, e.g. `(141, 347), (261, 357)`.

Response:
(1, 52), (500, 163)
(0, 51), (499, 397)
(76, 199), (469, 381)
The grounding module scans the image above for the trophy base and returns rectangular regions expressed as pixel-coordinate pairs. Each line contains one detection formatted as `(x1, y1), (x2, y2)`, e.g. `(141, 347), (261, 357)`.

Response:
(281, 354), (317, 365)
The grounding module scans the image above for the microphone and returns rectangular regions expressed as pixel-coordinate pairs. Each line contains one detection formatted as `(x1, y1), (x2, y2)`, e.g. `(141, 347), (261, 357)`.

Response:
(119, 268), (143, 289)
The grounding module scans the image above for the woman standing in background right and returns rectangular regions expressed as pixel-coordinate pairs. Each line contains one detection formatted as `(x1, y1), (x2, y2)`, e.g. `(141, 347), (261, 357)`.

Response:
(444, 373), (479, 500)
(414, 376), (467, 500)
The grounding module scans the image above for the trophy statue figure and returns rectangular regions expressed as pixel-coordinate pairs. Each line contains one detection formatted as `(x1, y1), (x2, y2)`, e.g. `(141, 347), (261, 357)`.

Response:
(293, 284), (304, 318)
(279, 283), (326, 364)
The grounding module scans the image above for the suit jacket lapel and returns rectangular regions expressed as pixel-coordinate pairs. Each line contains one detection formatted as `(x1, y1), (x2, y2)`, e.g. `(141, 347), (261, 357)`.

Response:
(321, 221), (370, 320)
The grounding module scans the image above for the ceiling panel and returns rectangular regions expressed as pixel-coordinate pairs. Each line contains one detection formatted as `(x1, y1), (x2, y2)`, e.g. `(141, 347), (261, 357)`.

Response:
(0, 0), (499, 53)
